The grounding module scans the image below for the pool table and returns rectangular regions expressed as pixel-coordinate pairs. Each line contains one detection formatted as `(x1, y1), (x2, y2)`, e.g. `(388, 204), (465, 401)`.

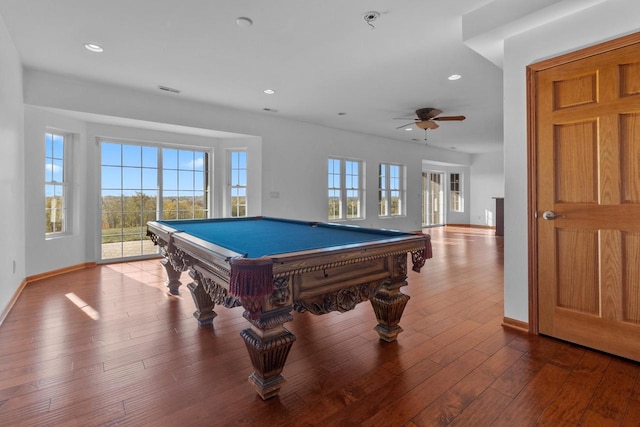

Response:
(146, 216), (431, 399)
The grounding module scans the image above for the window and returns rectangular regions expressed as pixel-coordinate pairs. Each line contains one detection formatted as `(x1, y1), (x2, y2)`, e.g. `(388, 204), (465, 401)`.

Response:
(328, 158), (364, 220)
(45, 131), (69, 235)
(162, 148), (208, 220)
(229, 150), (247, 217)
(379, 163), (405, 217)
(450, 173), (463, 212)
(100, 141), (210, 260)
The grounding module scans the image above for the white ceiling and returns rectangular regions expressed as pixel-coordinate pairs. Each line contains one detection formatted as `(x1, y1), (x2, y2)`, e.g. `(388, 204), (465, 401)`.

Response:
(1, 0), (509, 153)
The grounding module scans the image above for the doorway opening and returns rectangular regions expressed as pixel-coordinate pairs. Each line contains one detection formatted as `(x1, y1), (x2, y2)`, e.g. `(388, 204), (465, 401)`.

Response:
(422, 171), (445, 227)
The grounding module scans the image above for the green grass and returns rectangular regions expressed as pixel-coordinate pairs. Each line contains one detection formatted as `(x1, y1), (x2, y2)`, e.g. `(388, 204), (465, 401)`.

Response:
(102, 226), (149, 244)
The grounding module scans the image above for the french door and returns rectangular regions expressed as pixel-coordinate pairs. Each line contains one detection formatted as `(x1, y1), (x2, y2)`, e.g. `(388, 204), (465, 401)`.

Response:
(100, 141), (209, 261)
(422, 172), (444, 227)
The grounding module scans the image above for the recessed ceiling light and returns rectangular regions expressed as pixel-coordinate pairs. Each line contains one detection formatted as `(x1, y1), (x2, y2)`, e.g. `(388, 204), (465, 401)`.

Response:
(263, 89), (275, 94)
(448, 74), (462, 81)
(236, 17), (253, 28)
(84, 43), (104, 53)
(405, 128), (412, 131)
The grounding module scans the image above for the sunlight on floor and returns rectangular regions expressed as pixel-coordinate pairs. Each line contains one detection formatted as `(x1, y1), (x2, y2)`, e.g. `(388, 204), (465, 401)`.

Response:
(65, 292), (101, 320)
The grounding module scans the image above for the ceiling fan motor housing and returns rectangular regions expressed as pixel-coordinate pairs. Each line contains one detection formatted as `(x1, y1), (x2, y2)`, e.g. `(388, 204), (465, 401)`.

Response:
(416, 108), (442, 121)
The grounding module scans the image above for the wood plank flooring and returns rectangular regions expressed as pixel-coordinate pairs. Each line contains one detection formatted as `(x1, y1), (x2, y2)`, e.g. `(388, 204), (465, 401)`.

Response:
(2, 226), (640, 426)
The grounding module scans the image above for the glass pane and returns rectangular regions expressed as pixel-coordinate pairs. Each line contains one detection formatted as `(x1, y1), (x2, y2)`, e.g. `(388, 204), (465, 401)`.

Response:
(122, 167), (141, 189)
(52, 134), (64, 158)
(102, 166), (122, 189)
(237, 171), (247, 187)
(45, 133), (53, 158)
(52, 159), (64, 182)
(179, 150), (194, 169)
(193, 152), (205, 171)
(178, 210), (193, 219)
(45, 160), (53, 182)
(102, 212), (123, 232)
(163, 170), (178, 190)
(142, 168), (157, 190)
(179, 170), (194, 191)
(232, 188), (246, 197)
(163, 148), (178, 170)
(102, 192), (122, 212)
(194, 171), (205, 191)
(142, 146), (158, 168)
(122, 145), (141, 167)
(141, 191), (157, 211)
(101, 143), (122, 166)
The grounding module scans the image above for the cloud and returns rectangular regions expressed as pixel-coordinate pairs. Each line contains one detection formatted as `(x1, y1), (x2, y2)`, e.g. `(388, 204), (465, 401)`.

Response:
(184, 158), (204, 169)
(45, 162), (62, 174)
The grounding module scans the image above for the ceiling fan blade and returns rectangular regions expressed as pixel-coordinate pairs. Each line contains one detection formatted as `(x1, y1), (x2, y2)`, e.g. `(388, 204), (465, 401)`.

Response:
(416, 120), (439, 130)
(432, 115), (466, 121)
(396, 122), (417, 129)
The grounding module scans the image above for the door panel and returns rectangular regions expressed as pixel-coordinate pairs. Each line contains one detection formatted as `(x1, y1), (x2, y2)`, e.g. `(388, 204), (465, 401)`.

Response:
(535, 40), (640, 361)
(555, 228), (598, 314)
(554, 121), (598, 203)
(622, 113), (640, 202)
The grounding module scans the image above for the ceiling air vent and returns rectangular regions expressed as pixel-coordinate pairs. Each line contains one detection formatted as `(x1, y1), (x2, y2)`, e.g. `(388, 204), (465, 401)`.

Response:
(158, 85), (180, 94)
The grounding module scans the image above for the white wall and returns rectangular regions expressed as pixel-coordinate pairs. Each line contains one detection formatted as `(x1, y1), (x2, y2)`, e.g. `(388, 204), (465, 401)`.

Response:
(503, 0), (640, 322)
(0, 14), (25, 318)
(18, 69), (476, 279)
(470, 151), (504, 227)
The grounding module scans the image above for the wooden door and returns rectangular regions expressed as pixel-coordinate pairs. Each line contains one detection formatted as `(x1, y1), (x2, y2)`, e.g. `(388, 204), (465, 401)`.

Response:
(533, 36), (640, 360)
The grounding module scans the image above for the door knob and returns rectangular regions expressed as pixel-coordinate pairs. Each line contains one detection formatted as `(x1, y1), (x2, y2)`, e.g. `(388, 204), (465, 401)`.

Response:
(542, 211), (564, 220)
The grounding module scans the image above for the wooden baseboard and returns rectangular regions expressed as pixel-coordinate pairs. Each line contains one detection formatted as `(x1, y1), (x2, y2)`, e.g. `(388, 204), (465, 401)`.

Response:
(0, 279), (28, 326)
(0, 262), (96, 326)
(445, 224), (496, 230)
(25, 262), (96, 284)
(502, 316), (530, 333)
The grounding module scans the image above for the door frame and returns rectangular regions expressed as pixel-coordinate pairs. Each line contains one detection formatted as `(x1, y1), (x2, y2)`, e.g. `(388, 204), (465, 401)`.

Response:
(422, 170), (445, 227)
(527, 31), (640, 335)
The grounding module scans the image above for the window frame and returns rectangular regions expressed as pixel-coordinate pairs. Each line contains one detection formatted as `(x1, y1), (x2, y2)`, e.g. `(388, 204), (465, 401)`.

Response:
(161, 147), (210, 220)
(228, 149), (248, 218)
(378, 162), (406, 218)
(45, 130), (72, 237)
(449, 172), (464, 213)
(328, 157), (365, 221)
(99, 138), (212, 261)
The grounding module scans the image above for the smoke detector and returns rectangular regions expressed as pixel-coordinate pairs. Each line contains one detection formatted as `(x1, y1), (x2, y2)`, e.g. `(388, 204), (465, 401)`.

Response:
(363, 11), (380, 29)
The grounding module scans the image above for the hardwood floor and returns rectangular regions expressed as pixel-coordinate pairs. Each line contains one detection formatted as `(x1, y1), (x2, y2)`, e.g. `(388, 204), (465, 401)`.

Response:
(2, 226), (640, 426)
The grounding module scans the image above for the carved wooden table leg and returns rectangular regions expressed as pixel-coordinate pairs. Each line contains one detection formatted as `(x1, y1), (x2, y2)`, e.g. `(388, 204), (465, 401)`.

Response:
(370, 254), (411, 342)
(161, 257), (182, 295)
(239, 306), (296, 400)
(187, 281), (217, 326)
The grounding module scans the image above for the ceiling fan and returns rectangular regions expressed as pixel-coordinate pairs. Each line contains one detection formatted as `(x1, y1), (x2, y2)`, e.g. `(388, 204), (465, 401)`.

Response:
(395, 108), (466, 130)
